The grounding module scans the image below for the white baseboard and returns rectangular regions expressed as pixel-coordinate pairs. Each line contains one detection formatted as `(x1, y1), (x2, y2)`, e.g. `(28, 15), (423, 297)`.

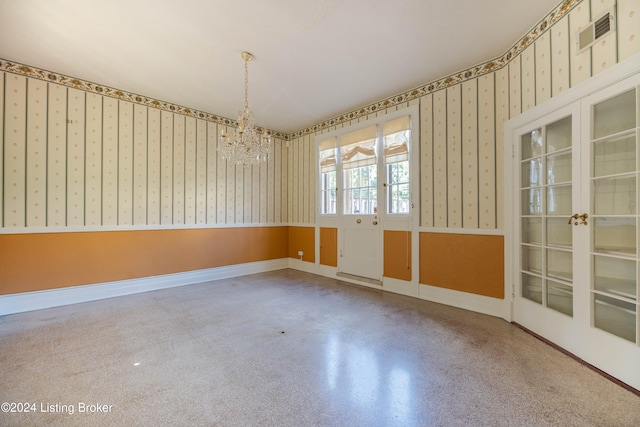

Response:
(418, 283), (507, 319)
(284, 261), (506, 319)
(0, 258), (289, 316)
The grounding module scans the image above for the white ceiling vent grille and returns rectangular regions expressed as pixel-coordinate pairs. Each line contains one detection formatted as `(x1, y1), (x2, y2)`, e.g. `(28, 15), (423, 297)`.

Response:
(578, 8), (616, 53)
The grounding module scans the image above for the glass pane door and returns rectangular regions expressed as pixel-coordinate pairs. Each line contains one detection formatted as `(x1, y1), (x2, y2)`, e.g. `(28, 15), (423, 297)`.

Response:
(590, 88), (638, 343)
(520, 116), (574, 317)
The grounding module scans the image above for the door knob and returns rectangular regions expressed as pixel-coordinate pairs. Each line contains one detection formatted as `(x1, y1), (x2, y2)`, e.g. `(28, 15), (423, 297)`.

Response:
(568, 213), (588, 225)
(356, 219), (361, 224)
(373, 221), (378, 225)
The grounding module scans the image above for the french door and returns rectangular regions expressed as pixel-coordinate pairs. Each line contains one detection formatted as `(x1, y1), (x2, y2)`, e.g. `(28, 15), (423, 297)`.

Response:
(511, 72), (640, 390)
(318, 109), (416, 285)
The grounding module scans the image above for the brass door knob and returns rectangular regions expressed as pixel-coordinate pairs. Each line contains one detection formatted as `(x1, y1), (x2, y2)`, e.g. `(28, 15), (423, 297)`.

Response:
(356, 219), (361, 224)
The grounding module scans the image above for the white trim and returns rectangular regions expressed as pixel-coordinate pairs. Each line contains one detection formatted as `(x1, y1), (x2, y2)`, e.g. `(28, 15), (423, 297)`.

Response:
(0, 259), (288, 316)
(0, 222), (290, 235)
(383, 277), (420, 298)
(419, 227), (504, 236)
(418, 283), (508, 319)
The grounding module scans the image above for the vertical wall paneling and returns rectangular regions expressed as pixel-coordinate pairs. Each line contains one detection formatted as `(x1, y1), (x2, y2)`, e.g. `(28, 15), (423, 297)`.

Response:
(495, 66), (510, 229)
(570, 2), (592, 86)
(618, 0), (640, 60)
(195, 119), (207, 224)
(509, 56), (522, 118)
(4, 74), (27, 227)
(133, 104), (148, 225)
(446, 85), (462, 228)
(101, 97), (118, 225)
(461, 79), (478, 228)
(66, 88), (85, 226)
(26, 79), (47, 227)
(147, 108), (161, 225)
(172, 115), (185, 224)
(260, 154), (268, 223)
(591, 0), (617, 75)
(535, 31), (552, 105)
(217, 128), (227, 224)
(117, 100), (133, 225)
(160, 110), (173, 225)
(85, 93), (102, 226)
(235, 159), (243, 223)
(249, 163), (258, 223)
(478, 74), (496, 229)
(206, 122), (217, 225)
(267, 138), (275, 223)
(47, 82), (67, 227)
(281, 140), (288, 224)
(225, 158), (234, 223)
(432, 90), (447, 227)
(291, 137), (298, 223)
(245, 163), (253, 223)
(309, 138), (316, 224)
(184, 117), (196, 224)
(303, 135), (310, 224)
(0, 72), (4, 227)
(420, 94), (434, 227)
(552, 15), (571, 96)
(521, 45), (536, 112)
(274, 139), (282, 223)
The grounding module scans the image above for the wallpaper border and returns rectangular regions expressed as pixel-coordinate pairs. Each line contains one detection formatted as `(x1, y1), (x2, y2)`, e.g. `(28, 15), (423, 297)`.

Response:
(0, 0), (580, 140)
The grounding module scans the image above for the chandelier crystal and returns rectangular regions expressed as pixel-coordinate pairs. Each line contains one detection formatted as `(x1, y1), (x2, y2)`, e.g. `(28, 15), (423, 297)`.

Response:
(218, 52), (272, 165)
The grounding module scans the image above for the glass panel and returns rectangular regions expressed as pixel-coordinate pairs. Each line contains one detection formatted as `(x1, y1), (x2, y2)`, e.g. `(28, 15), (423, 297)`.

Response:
(593, 133), (636, 177)
(594, 217), (636, 255)
(593, 89), (636, 139)
(522, 273), (542, 304)
(522, 188), (542, 215)
(521, 128), (542, 159)
(547, 280), (573, 317)
(546, 152), (571, 184)
(546, 185), (572, 215)
(344, 165), (378, 215)
(522, 246), (542, 274)
(547, 218), (572, 247)
(594, 294), (636, 343)
(594, 256), (637, 300)
(522, 158), (542, 187)
(593, 176), (636, 215)
(546, 116), (572, 152)
(547, 249), (572, 281)
(522, 217), (542, 244)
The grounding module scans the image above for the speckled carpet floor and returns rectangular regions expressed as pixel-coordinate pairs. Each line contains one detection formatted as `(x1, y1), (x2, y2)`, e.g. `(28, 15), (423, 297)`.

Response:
(1, 269), (639, 426)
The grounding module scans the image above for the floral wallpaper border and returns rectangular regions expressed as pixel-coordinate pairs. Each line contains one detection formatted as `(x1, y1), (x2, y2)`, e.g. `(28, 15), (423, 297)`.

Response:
(1, 0), (579, 141)
(289, 0), (580, 139)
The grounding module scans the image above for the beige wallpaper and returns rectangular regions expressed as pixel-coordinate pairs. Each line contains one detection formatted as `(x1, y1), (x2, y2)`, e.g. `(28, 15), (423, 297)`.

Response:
(0, 74), (288, 229)
(287, 0), (640, 229)
(2, 0), (639, 232)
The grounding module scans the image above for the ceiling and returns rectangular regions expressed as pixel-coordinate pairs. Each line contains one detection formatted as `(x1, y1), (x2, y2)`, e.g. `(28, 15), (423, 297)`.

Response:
(0, 0), (561, 134)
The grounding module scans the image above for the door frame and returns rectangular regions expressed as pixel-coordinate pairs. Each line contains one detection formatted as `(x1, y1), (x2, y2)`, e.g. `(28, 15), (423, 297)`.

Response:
(504, 53), (640, 323)
(316, 105), (420, 289)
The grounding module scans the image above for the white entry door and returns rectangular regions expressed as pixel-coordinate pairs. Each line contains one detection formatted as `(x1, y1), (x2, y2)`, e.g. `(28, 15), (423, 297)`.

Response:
(339, 152), (382, 282)
(341, 213), (382, 281)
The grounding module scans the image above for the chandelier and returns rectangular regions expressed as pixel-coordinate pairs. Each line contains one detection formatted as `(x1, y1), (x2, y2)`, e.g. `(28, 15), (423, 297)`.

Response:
(218, 52), (272, 165)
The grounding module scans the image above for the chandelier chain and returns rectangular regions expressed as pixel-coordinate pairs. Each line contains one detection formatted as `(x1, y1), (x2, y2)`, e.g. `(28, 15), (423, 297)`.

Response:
(244, 58), (249, 109)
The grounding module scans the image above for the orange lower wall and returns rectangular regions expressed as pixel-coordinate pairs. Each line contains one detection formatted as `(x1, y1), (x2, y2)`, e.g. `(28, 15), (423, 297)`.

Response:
(287, 226), (315, 263)
(0, 227), (289, 296)
(384, 230), (411, 281)
(319, 227), (337, 267)
(420, 232), (504, 299)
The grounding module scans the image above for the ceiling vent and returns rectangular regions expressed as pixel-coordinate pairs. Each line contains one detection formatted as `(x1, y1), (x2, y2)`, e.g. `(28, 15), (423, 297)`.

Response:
(578, 8), (616, 53)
